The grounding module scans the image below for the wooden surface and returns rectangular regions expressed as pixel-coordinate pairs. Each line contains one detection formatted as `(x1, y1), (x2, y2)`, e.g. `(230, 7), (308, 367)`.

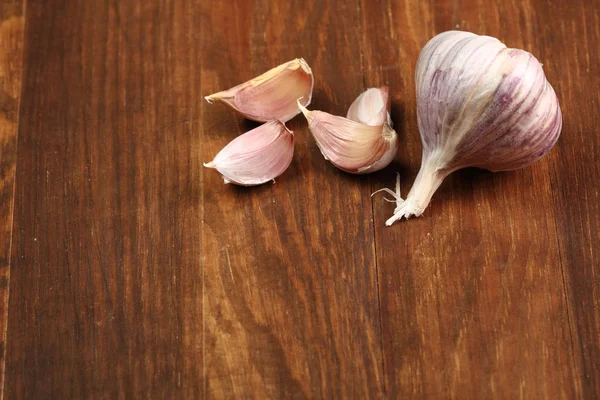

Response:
(0, 0), (24, 397)
(0, 0), (598, 398)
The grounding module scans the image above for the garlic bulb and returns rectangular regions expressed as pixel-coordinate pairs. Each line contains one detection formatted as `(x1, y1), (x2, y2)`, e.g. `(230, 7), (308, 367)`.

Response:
(205, 58), (314, 123)
(382, 31), (562, 226)
(298, 87), (398, 174)
(204, 120), (294, 186)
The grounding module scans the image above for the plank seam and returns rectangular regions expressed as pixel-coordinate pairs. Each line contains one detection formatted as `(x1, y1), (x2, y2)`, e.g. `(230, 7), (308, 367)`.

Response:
(354, 0), (387, 395)
(552, 174), (582, 399)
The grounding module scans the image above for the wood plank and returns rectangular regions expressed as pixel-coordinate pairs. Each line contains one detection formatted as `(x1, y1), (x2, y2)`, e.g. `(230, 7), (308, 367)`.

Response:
(4, 0), (599, 397)
(5, 1), (204, 397)
(199, 1), (384, 397)
(360, 0), (586, 397)
(0, 0), (25, 396)
(542, 0), (600, 396)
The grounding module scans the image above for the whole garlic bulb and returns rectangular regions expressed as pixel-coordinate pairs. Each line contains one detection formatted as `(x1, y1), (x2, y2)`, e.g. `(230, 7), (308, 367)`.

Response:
(383, 31), (562, 225)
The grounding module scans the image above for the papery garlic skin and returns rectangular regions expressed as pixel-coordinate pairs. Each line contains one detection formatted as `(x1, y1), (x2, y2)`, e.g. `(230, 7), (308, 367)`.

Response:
(417, 31), (561, 172)
(205, 58), (314, 123)
(298, 94), (398, 174)
(384, 31), (562, 225)
(204, 120), (294, 186)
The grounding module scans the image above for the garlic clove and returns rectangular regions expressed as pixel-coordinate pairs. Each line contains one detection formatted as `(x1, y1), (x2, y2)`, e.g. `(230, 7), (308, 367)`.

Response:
(203, 120), (294, 186)
(347, 86), (391, 127)
(298, 99), (398, 174)
(205, 58), (314, 123)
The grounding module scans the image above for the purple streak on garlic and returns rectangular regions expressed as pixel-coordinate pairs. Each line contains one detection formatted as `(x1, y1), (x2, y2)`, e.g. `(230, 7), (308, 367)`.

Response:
(203, 120), (294, 186)
(205, 58), (314, 123)
(298, 87), (398, 174)
(383, 31), (562, 226)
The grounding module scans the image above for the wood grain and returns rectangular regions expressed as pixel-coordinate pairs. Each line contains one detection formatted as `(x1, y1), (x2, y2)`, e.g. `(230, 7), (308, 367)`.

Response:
(200, 1), (383, 397)
(5, 1), (203, 398)
(545, 1), (600, 396)
(0, 0), (24, 397)
(2, 0), (599, 398)
(361, 0), (598, 398)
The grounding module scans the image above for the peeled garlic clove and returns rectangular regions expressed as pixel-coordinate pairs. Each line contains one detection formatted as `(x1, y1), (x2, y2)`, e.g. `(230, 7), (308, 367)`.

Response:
(381, 31), (562, 225)
(298, 99), (398, 174)
(204, 120), (294, 186)
(347, 86), (391, 127)
(205, 58), (314, 123)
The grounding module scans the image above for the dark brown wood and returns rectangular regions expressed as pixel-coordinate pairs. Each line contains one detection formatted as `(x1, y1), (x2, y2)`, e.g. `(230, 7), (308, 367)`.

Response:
(2, 0), (600, 398)
(362, 0), (600, 399)
(0, 0), (24, 397)
(5, 1), (204, 398)
(544, 1), (600, 396)
(199, 1), (383, 397)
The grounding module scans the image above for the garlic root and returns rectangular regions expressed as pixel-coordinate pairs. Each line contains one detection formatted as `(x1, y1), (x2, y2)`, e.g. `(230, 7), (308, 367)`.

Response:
(383, 158), (449, 225)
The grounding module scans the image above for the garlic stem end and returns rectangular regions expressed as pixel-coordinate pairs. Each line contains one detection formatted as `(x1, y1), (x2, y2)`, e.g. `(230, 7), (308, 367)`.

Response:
(204, 91), (232, 104)
(297, 99), (312, 120)
(385, 160), (447, 226)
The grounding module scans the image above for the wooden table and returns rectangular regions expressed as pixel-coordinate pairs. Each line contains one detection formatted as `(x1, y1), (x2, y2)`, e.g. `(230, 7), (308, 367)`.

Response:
(0, 0), (598, 398)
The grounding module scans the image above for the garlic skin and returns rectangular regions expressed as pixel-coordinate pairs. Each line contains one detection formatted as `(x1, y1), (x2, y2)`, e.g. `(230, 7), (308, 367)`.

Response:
(383, 31), (562, 225)
(347, 86), (392, 127)
(204, 120), (294, 186)
(205, 58), (314, 123)
(298, 88), (398, 174)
